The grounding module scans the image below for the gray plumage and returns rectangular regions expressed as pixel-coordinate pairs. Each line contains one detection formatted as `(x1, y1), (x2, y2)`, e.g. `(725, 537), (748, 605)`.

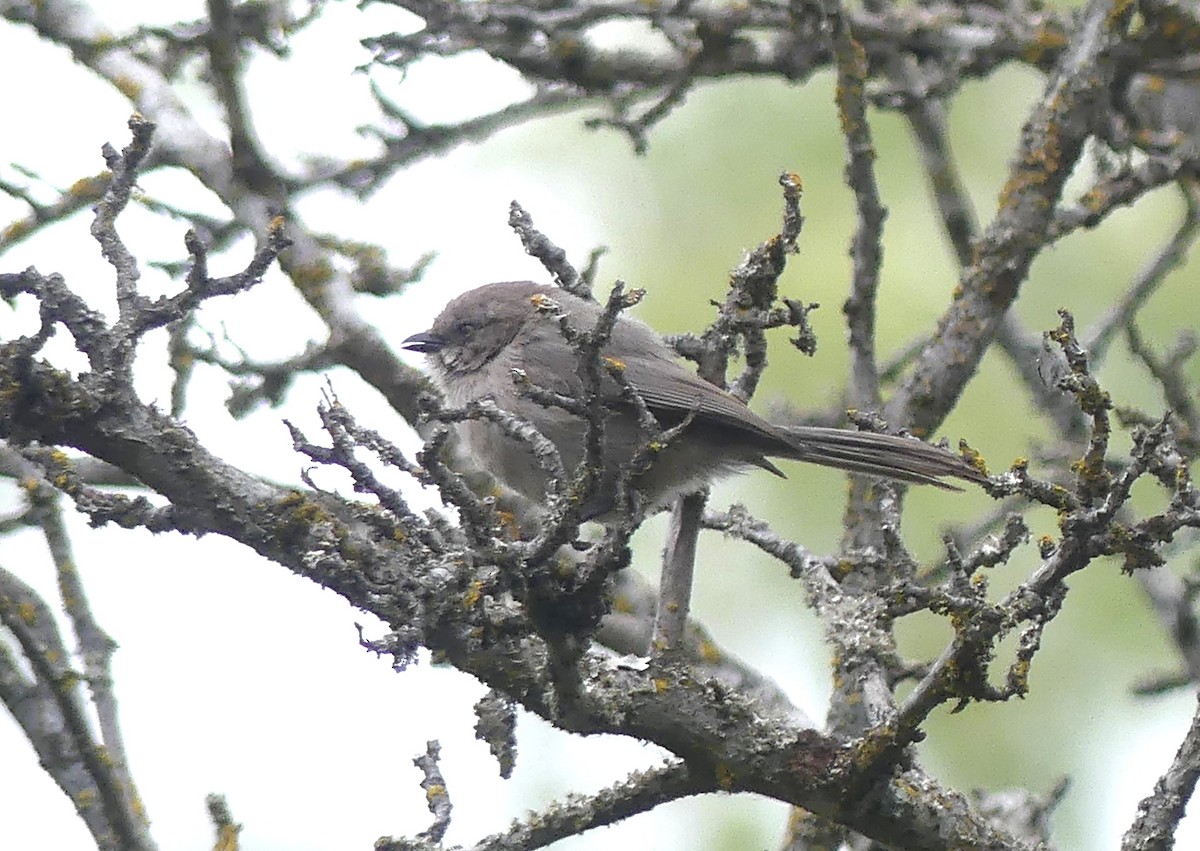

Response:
(403, 281), (986, 519)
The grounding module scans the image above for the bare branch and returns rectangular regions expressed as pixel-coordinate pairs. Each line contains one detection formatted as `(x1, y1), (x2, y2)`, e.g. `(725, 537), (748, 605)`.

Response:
(508, 201), (586, 298)
(1122, 691), (1200, 850)
(0, 563), (157, 851)
(1084, 184), (1200, 362)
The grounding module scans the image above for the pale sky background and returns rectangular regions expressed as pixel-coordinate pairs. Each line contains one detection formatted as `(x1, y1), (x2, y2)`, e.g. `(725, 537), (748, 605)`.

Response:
(1, 2), (1197, 850)
(0, 3), (796, 849)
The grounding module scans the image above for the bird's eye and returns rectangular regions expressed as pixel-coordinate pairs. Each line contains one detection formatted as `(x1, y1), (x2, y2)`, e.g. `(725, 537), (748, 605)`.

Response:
(452, 320), (475, 337)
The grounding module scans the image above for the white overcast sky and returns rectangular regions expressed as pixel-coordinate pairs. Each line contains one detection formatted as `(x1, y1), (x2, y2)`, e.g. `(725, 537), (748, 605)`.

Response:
(1, 2), (1197, 850)
(0, 3), (799, 850)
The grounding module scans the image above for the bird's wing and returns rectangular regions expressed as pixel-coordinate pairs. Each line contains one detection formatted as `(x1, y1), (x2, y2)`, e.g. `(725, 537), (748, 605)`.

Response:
(616, 350), (779, 435)
(503, 301), (985, 490)
(507, 300), (784, 443)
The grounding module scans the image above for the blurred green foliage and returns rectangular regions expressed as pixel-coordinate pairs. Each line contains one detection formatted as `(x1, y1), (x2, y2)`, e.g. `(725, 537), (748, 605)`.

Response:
(478, 58), (1197, 850)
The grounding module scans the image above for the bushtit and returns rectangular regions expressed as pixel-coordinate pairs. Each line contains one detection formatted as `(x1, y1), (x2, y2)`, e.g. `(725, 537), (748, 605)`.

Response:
(1123, 73), (1200, 148)
(403, 281), (986, 519)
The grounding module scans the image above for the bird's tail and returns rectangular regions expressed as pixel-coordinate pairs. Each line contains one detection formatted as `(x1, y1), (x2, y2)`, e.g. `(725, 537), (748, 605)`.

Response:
(778, 426), (988, 491)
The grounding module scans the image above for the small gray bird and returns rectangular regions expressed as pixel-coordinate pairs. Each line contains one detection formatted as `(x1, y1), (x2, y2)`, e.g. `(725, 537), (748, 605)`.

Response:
(403, 281), (986, 519)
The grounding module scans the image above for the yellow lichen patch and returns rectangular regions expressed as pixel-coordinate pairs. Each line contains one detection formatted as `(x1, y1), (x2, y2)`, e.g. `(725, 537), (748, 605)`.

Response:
(787, 806), (807, 828)
(1079, 186), (1108, 214)
(17, 600), (38, 624)
(602, 356), (626, 372)
(68, 175), (105, 197)
(530, 293), (561, 312)
(1107, 0), (1136, 28)
(698, 639), (722, 663)
(652, 677), (669, 693)
(1021, 23), (1068, 64)
(462, 580), (483, 609)
(830, 559), (855, 581)
(113, 75), (143, 100)
(1009, 659), (1030, 692)
(276, 492), (333, 544)
(2, 218), (33, 242)
(290, 258), (336, 301)
(714, 762), (735, 790)
(496, 509), (520, 539)
(852, 726), (897, 768)
(958, 443), (989, 477)
(214, 823), (240, 851)
(1143, 74), (1167, 93)
(280, 492), (327, 524)
(550, 36), (583, 60)
(425, 783), (446, 802)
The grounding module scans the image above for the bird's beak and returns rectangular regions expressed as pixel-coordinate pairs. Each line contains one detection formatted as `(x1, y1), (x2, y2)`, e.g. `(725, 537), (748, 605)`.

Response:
(401, 331), (446, 353)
